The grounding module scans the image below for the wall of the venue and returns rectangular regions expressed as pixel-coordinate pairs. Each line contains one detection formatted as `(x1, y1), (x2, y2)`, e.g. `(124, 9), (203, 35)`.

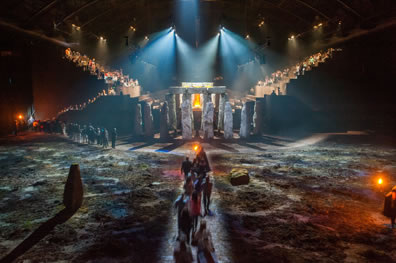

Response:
(256, 96), (315, 135)
(0, 27), (110, 132)
(0, 47), (34, 134)
(57, 95), (138, 135)
(285, 25), (396, 132)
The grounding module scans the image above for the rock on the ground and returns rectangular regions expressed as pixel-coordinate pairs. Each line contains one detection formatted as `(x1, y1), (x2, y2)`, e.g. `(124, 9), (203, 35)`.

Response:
(230, 168), (250, 186)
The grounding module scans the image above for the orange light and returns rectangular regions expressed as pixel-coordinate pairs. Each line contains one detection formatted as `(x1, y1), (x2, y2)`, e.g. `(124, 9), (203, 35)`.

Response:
(18, 115), (23, 120)
(193, 145), (199, 152)
(193, 94), (201, 108)
(378, 178), (383, 185)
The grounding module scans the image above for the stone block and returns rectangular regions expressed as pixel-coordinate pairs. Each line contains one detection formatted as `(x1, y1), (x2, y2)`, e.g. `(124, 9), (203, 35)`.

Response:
(230, 168), (249, 186)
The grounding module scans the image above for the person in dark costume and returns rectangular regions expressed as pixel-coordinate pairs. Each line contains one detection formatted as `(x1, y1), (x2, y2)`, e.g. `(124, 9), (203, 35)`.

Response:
(384, 186), (396, 228)
(111, 128), (117, 149)
(181, 157), (193, 179)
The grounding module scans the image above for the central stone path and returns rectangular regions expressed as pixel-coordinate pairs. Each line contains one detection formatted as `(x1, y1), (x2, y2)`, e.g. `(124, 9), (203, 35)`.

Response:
(158, 162), (232, 262)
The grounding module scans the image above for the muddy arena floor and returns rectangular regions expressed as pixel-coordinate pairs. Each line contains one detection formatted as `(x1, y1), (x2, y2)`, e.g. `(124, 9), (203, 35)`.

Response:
(1, 132), (396, 263)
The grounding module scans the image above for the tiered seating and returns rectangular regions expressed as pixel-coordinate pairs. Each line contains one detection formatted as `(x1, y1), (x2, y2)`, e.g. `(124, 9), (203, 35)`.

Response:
(59, 48), (141, 116)
(255, 48), (341, 97)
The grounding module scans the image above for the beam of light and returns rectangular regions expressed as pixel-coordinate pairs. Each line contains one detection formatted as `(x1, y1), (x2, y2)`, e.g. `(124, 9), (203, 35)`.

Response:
(176, 33), (219, 82)
(0, 19), (73, 47)
(128, 28), (177, 91)
(219, 28), (258, 89)
(174, 0), (199, 46)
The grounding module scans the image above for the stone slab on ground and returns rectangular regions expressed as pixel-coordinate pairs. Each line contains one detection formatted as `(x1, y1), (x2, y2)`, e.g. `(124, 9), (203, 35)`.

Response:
(230, 168), (249, 186)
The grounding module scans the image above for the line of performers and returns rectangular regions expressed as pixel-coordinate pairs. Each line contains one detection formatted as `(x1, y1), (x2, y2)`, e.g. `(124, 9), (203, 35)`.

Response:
(174, 146), (218, 263)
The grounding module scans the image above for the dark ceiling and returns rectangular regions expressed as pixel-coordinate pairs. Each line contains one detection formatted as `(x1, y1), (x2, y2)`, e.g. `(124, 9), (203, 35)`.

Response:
(0, 0), (395, 47)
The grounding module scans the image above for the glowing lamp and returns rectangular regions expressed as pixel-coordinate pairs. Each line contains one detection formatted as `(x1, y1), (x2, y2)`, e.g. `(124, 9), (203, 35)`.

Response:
(193, 145), (199, 152)
(18, 115), (23, 120)
(378, 178), (383, 185)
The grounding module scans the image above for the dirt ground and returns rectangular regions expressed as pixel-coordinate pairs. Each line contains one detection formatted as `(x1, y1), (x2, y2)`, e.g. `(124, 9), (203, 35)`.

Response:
(210, 135), (396, 263)
(1, 132), (396, 262)
(0, 133), (184, 262)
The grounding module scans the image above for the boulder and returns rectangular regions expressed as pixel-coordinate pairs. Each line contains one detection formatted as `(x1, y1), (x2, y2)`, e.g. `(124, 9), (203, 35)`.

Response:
(230, 168), (249, 186)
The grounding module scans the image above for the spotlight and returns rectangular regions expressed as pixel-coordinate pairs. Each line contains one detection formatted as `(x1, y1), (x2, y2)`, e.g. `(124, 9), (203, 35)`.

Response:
(72, 24), (76, 27)
(245, 34), (250, 39)
(145, 36), (149, 40)
(18, 114), (23, 120)
(313, 25), (318, 29)
(258, 21), (265, 27)
(100, 36), (104, 40)
(130, 26), (136, 31)
(288, 35), (295, 41)
(217, 32), (220, 36)
(338, 20), (342, 25)
(318, 23), (323, 27)
(76, 26), (80, 31)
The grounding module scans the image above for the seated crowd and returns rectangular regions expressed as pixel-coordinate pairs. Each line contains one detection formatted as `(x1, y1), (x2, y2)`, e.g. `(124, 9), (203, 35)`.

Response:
(256, 48), (339, 89)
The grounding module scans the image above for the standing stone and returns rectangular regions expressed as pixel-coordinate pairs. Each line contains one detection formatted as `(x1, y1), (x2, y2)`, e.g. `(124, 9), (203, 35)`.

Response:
(246, 101), (255, 135)
(183, 92), (194, 130)
(160, 102), (169, 139)
(143, 103), (154, 139)
(181, 100), (192, 140)
(217, 94), (226, 131)
(176, 94), (181, 130)
(203, 102), (214, 139)
(224, 102), (233, 139)
(63, 164), (83, 212)
(201, 92), (209, 130)
(134, 104), (143, 136)
(253, 100), (264, 135)
(166, 94), (177, 132)
(239, 103), (249, 138)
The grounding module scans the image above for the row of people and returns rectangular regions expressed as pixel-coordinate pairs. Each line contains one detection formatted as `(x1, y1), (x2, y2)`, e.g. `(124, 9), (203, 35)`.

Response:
(174, 147), (217, 263)
(66, 123), (117, 149)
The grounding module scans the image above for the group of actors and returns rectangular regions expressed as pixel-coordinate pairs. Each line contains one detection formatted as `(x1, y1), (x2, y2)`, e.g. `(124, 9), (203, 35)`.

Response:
(173, 146), (218, 263)
(66, 123), (117, 149)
